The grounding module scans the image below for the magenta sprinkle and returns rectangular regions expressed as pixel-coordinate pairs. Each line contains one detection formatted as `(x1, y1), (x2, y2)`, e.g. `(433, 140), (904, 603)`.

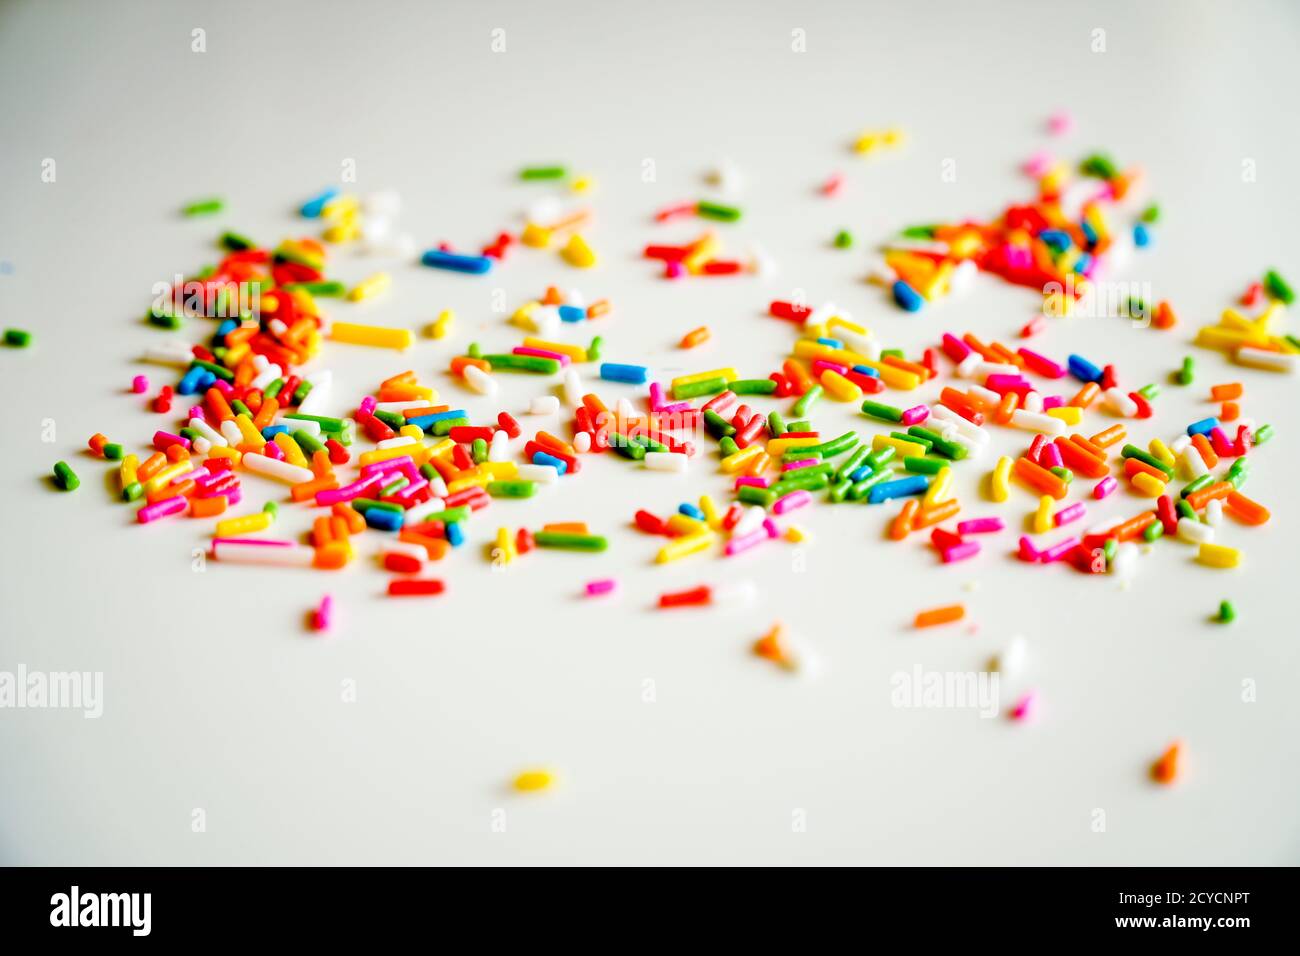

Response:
(941, 333), (972, 363)
(585, 578), (617, 596)
(1018, 536), (1041, 562)
(138, 495), (187, 524)
(772, 490), (812, 515)
(1093, 475), (1118, 499)
(734, 476), (769, 490)
(941, 541), (980, 563)
(513, 346), (570, 365)
(132, 374), (149, 394)
(957, 516), (1004, 535)
(1041, 536), (1081, 562)
(1054, 501), (1087, 527)
(901, 404), (929, 426)
(312, 594), (333, 632)
(725, 529), (767, 556)
(782, 458), (819, 471)
(1040, 443), (1064, 470)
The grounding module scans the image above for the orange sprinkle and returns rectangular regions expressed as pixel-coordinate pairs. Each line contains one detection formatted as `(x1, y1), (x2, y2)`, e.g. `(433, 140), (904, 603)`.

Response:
(189, 495), (227, 518)
(1224, 490), (1270, 526)
(1191, 433), (1219, 469)
(1209, 382), (1243, 401)
(1013, 456), (1068, 499)
(543, 522), (589, 534)
(1186, 481), (1233, 511)
(1090, 424), (1126, 448)
(913, 498), (960, 529)
(1220, 401), (1239, 422)
(914, 604), (965, 629)
(1152, 741), (1183, 784)
(680, 326), (711, 349)
(1070, 382), (1101, 408)
(890, 500), (920, 539)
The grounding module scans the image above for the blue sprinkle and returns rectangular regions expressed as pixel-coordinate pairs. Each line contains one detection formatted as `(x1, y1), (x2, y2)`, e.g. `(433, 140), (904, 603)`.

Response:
(1067, 354), (1103, 383)
(261, 425), (290, 439)
(299, 188), (339, 218)
(816, 337), (844, 349)
(1187, 417), (1219, 437)
(867, 474), (929, 504)
(364, 508), (403, 532)
(851, 365), (881, 378)
(420, 249), (493, 274)
(1133, 223), (1151, 248)
(558, 305), (586, 323)
(892, 280), (924, 312)
(178, 366), (208, 395)
(445, 520), (465, 547)
(600, 363), (649, 385)
(849, 465), (875, 482)
(678, 503), (705, 521)
(532, 451), (567, 475)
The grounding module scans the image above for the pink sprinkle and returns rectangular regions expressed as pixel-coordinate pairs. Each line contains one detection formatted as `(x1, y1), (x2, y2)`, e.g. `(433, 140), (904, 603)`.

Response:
(1041, 395), (1064, 410)
(226, 486), (243, 506)
(941, 333), (972, 363)
(263, 441), (285, 461)
(1017, 347), (1066, 379)
(649, 382), (669, 411)
(1022, 150), (1053, 176)
(187, 405), (205, 421)
(655, 201), (696, 223)
(138, 495), (187, 524)
(316, 473), (383, 506)
(957, 517), (1004, 535)
(665, 260), (685, 279)
(725, 529), (768, 556)
(820, 172), (843, 196)
(1041, 536), (1081, 563)
(734, 476), (769, 490)
(901, 405), (929, 426)
(213, 379), (234, 396)
(811, 359), (849, 377)
(941, 541), (980, 563)
(772, 490), (811, 515)
(782, 458), (819, 471)
(585, 578), (618, 596)
(1054, 502), (1087, 527)
(762, 518), (780, 538)
(1040, 443), (1064, 470)
(153, 430), (190, 451)
(212, 537), (293, 548)
(130, 375), (149, 394)
(1010, 691), (1037, 721)
(358, 396), (378, 416)
(312, 594), (333, 632)
(1093, 475), (1118, 500)
(514, 346), (570, 366)
(1018, 536), (1042, 563)
(1048, 110), (1074, 136)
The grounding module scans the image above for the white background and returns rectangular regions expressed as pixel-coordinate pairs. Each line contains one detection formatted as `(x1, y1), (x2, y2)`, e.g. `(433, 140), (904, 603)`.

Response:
(1, 0), (1297, 864)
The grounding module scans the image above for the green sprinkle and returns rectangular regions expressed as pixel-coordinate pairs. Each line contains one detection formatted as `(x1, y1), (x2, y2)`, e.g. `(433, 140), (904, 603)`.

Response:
(588, 336), (603, 362)
(672, 376), (728, 400)
(103, 443), (123, 460)
(1140, 204), (1160, 224)
(696, 200), (742, 222)
(880, 348), (904, 360)
(1137, 383), (1160, 400)
(1102, 538), (1118, 563)
(866, 447), (896, 470)
(737, 484), (776, 507)
(285, 413), (345, 433)
(283, 280), (346, 297)
(1176, 499), (1198, 522)
(1080, 153), (1118, 180)
(520, 165), (568, 181)
(903, 456), (946, 475)
(767, 411), (787, 437)
(229, 399), (251, 419)
(1264, 269), (1294, 305)
(3, 328), (32, 347)
(1254, 423), (1274, 445)
(770, 471), (830, 494)
(1217, 600), (1236, 624)
(148, 310), (182, 330)
(834, 230), (853, 249)
(835, 444), (870, 481)
(703, 410), (735, 439)
(1121, 444), (1174, 477)
(263, 501), (278, 518)
(373, 409), (405, 430)
(379, 477), (409, 497)
(482, 354), (561, 374)
(900, 225), (937, 240)
(1049, 466), (1073, 484)
(192, 359), (234, 381)
(487, 480), (536, 498)
(1181, 475), (1213, 498)
(264, 378), (285, 399)
(471, 438), (489, 464)
(861, 400), (904, 423)
(293, 430), (325, 456)
(895, 430), (931, 451)
(792, 385), (822, 418)
(467, 342), (482, 359)
(220, 231), (256, 251)
(292, 380), (313, 404)
(419, 463), (438, 482)
(1177, 356), (1195, 386)
(1142, 519), (1164, 542)
(183, 198), (224, 216)
(352, 498), (404, 516)
(610, 436), (647, 460)
(718, 436), (739, 458)
(52, 461), (79, 491)
(422, 506), (469, 525)
(730, 378), (778, 396)
(828, 478), (854, 502)
(785, 420), (811, 432)
(432, 416), (469, 436)
(849, 467), (895, 501)
(122, 481), (143, 502)
(534, 531), (607, 551)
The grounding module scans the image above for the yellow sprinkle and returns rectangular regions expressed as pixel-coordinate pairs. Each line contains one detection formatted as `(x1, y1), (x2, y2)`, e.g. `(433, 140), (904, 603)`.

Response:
(398, 424), (424, 441)
(828, 315), (869, 337)
(784, 525), (807, 543)
(495, 527), (516, 565)
(520, 223), (552, 248)
(665, 513), (706, 536)
(358, 443), (432, 467)
(655, 531), (715, 564)
(523, 337), (587, 362)
(119, 454), (138, 490)
(562, 233), (596, 268)
(274, 432), (309, 468)
(215, 511), (273, 538)
(513, 769), (555, 792)
(1046, 405), (1083, 425)
(347, 272), (391, 302)
(699, 494), (721, 529)
(1131, 471), (1166, 498)
(720, 445), (763, 473)
(1033, 495), (1054, 534)
(671, 367), (738, 388)
(329, 322), (413, 350)
(234, 413), (264, 447)
(923, 467), (952, 507)
(571, 175), (595, 193)
(1198, 543), (1241, 569)
(1149, 438), (1176, 466)
(765, 436), (820, 458)
(820, 369), (862, 402)
(482, 461), (518, 479)
(872, 434), (925, 458)
(990, 456), (1012, 502)
(430, 309), (454, 339)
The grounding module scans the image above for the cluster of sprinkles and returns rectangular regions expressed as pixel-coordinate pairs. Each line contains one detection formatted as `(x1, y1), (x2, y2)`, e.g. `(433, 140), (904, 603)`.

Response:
(38, 121), (1297, 793)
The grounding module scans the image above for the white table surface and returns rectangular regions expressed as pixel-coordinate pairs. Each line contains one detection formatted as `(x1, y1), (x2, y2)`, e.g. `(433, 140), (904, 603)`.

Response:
(1, 0), (1297, 865)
